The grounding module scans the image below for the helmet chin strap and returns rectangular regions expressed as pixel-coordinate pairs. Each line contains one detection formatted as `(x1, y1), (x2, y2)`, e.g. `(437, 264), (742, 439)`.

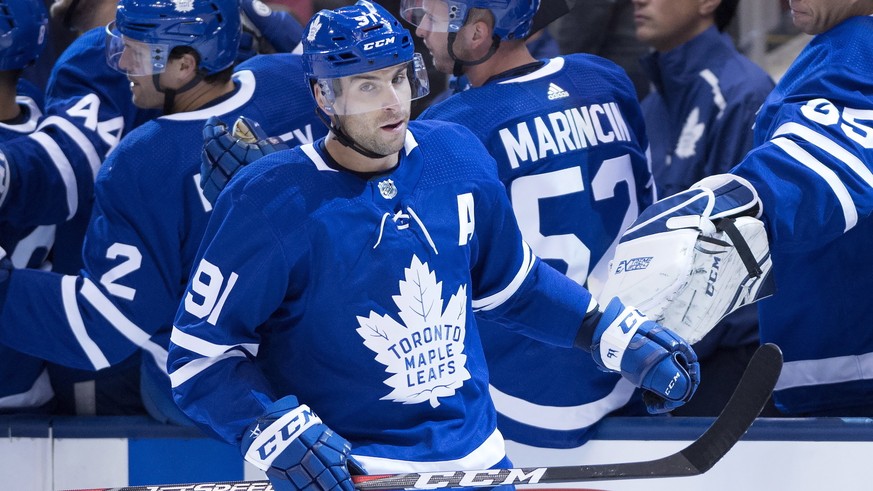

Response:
(315, 109), (396, 160)
(151, 72), (205, 114)
(447, 32), (501, 77)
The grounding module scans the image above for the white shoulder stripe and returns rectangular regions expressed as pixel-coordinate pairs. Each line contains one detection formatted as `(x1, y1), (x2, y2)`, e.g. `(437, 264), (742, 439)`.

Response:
(161, 70), (257, 121)
(37, 115), (102, 179)
(28, 132), (78, 219)
(772, 137), (857, 231)
(472, 240), (534, 311)
(773, 122), (873, 188)
(62, 275), (110, 370)
(301, 143), (336, 172)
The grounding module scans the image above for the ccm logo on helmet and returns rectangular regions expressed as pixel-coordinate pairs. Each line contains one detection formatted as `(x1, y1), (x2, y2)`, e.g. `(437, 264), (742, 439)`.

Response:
(364, 37), (395, 50)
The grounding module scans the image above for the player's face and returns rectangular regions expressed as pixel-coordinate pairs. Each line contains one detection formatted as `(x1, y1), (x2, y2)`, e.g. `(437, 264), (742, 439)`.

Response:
(331, 65), (413, 156)
(788, 0), (872, 34)
(631, 0), (708, 52)
(407, 0), (458, 74)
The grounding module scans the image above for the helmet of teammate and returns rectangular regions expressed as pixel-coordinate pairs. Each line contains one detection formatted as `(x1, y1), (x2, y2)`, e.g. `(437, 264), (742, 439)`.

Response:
(399, 0), (540, 40)
(0, 0), (49, 71)
(106, 0), (242, 76)
(302, 0), (429, 115)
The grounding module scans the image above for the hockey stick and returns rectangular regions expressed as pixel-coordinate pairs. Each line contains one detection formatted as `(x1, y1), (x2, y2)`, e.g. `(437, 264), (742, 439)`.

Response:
(65, 344), (782, 491)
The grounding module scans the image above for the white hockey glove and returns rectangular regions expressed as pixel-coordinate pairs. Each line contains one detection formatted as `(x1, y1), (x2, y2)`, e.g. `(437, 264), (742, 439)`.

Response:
(599, 174), (774, 344)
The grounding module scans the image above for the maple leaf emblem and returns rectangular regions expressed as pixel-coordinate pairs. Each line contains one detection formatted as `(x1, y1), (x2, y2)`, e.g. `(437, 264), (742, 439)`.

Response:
(356, 255), (470, 408)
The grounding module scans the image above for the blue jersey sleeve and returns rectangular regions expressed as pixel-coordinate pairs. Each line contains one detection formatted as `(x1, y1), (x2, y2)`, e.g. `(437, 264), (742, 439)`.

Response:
(732, 20), (873, 252)
(0, 129), (197, 372)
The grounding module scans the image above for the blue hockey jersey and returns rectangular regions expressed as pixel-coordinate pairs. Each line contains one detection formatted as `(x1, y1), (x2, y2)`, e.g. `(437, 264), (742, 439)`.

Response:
(730, 16), (873, 415)
(0, 80), (53, 412)
(168, 120), (597, 473)
(418, 55), (653, 447)
(0, 54), (325, 420)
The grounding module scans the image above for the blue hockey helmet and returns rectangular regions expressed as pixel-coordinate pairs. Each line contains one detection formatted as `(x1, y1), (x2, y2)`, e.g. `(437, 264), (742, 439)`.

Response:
(0, 0), (48, 71)
(106, 0), (241, 76)
(400, 0), (540, 40)
(303, 0), (429, 115)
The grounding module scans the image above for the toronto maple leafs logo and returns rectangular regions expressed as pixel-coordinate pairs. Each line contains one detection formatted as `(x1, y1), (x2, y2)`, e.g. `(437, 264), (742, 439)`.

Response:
(356, 255), (470, 408)
(172, 0), (194, 12)
(307, 16), (323, 43)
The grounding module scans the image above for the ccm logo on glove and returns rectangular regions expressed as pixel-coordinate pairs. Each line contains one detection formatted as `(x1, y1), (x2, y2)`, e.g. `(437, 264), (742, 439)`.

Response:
(245, 404), (321, 469)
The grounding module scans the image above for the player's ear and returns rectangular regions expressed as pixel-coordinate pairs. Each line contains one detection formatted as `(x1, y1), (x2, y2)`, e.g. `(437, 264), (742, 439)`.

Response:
(166, 51), (200, 88)
(313, 83), (334, 115)
(699, 0), (721, 17)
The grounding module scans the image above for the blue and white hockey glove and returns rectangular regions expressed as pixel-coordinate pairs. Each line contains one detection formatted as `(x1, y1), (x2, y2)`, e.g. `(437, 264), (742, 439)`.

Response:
(240, 0), (304, 54)
(242, 396), (365, 491)
(200, 115), (287, 205)
(600, 174), (774, 344)
(590, 297), (700, 414)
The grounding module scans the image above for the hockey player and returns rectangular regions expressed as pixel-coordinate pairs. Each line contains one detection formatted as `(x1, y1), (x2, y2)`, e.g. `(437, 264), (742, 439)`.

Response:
(169, 2), (699, 489)
(0, 0), (55, 413)
(603, 0), (873, 416)
(0, 0), (324, 424)
(401, 0), (655, 449)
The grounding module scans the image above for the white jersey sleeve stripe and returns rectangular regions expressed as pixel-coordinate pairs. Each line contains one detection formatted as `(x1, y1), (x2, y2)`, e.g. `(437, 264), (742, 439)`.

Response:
(169, 350), (249, 388)
(37, 115), (102, 179)
(352, 428), (506, 474)
(79, 278), (174, 375)
(776, 351), (873, 390)
(489, 378), (635, 431)
(773, 122), (873, 188)
(170, 327), (260, 358)
(772, 137), (857, 231)
(62, 275), (110, 370)
(28, 132), (78, 220)
(472, 240), (534, 311)
(80, 278), (153, 345)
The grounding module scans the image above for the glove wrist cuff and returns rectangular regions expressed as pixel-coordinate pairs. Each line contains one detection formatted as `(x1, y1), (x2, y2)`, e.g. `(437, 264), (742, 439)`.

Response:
(595, 304), (645, 372)
(243, 403), (322, 471)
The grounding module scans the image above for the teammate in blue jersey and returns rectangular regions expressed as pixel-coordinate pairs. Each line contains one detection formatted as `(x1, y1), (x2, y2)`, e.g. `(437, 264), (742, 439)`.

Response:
(402, 0), (655, 450)
(0, 0), (55, 414)
(172, 3), (699, 490)
(607, 0), (873, 416)
(0, 0), (324, 424)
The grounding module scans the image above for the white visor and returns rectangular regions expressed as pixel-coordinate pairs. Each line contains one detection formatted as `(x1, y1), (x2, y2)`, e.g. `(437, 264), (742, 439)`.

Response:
(400, 0), (458, 33)
(316, 54), (430, 116)
(105, 21), (171, 76)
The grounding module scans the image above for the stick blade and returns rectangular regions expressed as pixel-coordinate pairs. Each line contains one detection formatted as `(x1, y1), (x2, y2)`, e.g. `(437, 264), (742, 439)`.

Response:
(680, 342), (782, 472)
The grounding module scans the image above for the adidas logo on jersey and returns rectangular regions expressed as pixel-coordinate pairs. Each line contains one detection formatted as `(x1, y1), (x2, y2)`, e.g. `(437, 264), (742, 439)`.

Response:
(547, 83), (569, 100)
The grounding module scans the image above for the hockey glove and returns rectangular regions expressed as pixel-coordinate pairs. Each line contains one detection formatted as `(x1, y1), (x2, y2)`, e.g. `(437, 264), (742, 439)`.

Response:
(200, 115), (287, 205)
(242, 395), (365, 491)
(590, 297), (700, 414)
(599, 174), (774, 344)
(240, 0), (304, 54)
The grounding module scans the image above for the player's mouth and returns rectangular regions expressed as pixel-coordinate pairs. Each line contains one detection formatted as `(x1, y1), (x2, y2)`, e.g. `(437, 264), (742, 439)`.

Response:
(381, 120), (405, 132)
